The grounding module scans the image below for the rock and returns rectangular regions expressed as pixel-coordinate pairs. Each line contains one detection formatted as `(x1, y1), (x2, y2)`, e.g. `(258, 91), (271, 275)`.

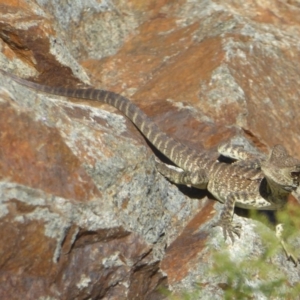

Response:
(0, 0), (300, 299)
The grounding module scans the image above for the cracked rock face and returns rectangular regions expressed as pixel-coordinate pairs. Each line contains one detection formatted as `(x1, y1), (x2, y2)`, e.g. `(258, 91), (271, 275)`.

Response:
(1, 0), (300, 299)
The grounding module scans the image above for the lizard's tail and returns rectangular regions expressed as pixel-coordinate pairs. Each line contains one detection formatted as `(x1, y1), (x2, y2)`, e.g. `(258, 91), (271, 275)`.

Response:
(1, 69), (206, 171)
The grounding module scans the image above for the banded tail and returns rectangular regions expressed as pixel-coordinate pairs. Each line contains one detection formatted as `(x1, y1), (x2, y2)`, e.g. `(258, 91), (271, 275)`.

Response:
(0, 69), (206, 171)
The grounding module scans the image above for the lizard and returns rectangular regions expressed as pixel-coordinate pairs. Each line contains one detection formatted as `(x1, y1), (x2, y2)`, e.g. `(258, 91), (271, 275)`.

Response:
(1, 69), (300, 263)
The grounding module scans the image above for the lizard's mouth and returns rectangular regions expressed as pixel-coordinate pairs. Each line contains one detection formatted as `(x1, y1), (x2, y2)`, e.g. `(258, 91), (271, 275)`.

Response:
(283, 185), (298, 192)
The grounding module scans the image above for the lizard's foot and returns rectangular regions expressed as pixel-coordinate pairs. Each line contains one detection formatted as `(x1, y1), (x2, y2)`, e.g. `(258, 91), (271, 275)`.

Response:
(213, 219), (242, 243)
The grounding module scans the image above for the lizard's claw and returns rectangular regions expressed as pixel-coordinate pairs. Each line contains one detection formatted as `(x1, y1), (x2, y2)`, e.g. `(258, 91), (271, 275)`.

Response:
(213, 219), (242, 244)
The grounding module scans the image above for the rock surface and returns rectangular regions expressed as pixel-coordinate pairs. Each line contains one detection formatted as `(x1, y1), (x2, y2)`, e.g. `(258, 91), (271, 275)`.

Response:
(1, 0), (300, 299)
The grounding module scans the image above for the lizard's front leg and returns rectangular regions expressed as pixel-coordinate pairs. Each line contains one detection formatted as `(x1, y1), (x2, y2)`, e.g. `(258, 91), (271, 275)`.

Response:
(155, 158), (209, 188)
(213, 192), (249, 243)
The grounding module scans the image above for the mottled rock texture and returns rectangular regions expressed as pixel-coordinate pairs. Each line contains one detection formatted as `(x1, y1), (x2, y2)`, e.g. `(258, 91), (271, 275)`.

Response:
(1, 0), (300, 299)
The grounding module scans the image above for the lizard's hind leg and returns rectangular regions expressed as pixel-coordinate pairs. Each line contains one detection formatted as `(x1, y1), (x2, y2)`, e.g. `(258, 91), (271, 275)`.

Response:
(218, 141), (266, 169)
(155, 158), (208, 189)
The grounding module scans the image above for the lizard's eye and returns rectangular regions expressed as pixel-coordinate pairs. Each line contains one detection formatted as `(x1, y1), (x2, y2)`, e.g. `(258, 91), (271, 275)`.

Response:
(291, 171), (300, 187)
(291, 171), (300, 179)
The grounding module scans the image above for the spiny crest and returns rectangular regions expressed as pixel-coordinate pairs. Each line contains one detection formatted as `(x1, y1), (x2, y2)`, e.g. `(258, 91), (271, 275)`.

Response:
(270, 145), (288, 161)
(269, 145), (300, 168)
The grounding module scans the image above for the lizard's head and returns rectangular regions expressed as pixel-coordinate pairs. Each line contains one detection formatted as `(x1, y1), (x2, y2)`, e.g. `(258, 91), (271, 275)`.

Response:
(261, 145), (300, 192)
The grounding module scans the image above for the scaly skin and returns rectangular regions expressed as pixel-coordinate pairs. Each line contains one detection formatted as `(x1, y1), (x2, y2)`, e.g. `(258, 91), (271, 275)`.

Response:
(1, 69), (300, 263)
